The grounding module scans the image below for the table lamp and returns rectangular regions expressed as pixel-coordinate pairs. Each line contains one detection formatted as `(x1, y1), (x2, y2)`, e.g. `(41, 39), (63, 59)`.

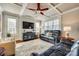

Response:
(63, 26), (71, 38)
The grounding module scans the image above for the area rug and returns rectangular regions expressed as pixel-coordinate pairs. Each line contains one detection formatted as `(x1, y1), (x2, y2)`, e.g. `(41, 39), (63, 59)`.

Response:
(15, 39), (53, 56)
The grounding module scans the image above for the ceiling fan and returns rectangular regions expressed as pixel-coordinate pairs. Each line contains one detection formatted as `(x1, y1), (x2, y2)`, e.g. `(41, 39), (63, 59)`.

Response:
(27, 3), (49, 15)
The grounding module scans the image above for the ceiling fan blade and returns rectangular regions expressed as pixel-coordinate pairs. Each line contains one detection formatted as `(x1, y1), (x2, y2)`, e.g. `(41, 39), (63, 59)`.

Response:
(40, 12), (51, 18)
(28, 8), (36, 11)
(40, 12), (44, 15)
(37, 3), (41, 10)
(40, 8), (49, 11)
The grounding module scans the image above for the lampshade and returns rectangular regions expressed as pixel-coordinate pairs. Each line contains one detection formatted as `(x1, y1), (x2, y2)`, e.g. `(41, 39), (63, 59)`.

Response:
(63, 26), (71, 32)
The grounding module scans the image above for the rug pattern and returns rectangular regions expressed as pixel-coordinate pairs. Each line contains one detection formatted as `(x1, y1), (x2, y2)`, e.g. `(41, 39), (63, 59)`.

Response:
(16, 39), (53, 56)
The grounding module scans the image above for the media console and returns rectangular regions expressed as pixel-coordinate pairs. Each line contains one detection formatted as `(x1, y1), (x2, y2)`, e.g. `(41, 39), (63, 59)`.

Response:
(23, 32), (36, 41)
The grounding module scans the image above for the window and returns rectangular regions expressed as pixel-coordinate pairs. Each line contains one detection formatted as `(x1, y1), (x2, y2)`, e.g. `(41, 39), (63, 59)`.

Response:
(43, 19), (60, 30)
(7, 18), (16, 34)
(35, 22), (40, 33)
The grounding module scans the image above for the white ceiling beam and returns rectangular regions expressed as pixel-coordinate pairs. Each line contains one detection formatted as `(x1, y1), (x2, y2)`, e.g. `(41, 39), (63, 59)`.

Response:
(48, 4), (62, 15)
(55, 3), (63, 8)
(62, 7), (79, 15)
(20, 3), (27, 16)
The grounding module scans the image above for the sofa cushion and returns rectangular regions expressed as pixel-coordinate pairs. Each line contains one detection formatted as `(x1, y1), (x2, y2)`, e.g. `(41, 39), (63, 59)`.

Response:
(40, 46), (56, 56)
(50, 46), (69, 56)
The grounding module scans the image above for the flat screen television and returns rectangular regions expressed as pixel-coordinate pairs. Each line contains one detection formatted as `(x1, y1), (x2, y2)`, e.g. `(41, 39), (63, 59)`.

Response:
(23, 21), (34, 29)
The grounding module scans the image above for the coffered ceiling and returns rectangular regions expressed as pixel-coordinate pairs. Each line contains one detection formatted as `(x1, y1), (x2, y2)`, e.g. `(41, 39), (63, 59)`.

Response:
(57, 3), (79, 12)
(0, 3), (79, 21)
(14, 3), (79, 15)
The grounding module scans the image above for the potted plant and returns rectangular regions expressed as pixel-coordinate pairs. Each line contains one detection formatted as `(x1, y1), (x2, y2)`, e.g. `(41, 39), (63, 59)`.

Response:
(7, 33), (11, 37)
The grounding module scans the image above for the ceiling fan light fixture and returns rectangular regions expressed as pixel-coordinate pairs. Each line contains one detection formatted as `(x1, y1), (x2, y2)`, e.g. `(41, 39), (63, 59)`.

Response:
(37, 11), (40, 13)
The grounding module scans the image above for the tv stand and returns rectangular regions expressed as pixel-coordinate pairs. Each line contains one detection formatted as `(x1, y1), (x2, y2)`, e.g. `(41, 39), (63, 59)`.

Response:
(23, 32), (36, 41)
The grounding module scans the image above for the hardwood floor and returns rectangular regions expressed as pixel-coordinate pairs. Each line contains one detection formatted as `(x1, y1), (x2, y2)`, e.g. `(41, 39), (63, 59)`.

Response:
(16, 40), (24, 43)
(16, 39), (38, 44)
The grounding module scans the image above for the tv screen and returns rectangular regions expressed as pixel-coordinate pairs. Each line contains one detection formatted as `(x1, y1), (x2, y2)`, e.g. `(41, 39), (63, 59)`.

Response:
(23, 21), (34, 29)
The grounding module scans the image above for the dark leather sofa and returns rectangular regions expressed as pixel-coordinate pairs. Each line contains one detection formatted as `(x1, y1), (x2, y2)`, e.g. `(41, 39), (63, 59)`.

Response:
(40, 30), (61, 44)
(31, 40), (75, 56)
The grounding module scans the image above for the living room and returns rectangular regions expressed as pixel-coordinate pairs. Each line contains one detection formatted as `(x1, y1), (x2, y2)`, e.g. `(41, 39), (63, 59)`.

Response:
(0, 3), (79, 56)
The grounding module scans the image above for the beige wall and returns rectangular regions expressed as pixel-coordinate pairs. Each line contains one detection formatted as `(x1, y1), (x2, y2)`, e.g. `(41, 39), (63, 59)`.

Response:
(62, 9), (79, 40)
